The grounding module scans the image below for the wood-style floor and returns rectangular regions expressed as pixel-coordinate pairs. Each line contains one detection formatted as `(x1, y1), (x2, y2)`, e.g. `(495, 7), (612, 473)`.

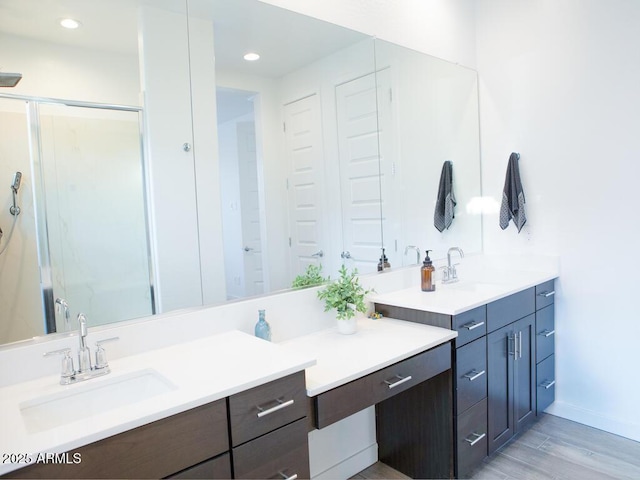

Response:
(352, 414), (640, 480)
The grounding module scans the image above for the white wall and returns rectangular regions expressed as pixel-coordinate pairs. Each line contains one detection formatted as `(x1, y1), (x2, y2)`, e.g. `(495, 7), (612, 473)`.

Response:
(476, 0), (640, 441)
(269, 0), (640, 443)
(0, 32), (140, 105)
(258, 0), (478, 69)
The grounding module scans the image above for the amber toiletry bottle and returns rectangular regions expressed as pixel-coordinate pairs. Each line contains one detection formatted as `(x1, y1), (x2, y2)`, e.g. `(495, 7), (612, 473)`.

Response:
(421, 250), (436, 292)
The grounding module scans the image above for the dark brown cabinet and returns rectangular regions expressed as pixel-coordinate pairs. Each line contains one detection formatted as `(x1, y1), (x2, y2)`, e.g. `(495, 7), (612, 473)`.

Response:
(230, 371), (310, 479)
(5, 372), (310, 480)
(375, 279), (556, 478)
(535, 280), (556, 414)
(374, 303), (489, 478)
(487, 314), (535, 454)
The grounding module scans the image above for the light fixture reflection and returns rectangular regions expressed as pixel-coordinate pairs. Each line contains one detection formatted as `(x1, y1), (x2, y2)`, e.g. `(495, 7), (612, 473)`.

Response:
(60, 18), (81, 29)
(243, 52), (260, 62)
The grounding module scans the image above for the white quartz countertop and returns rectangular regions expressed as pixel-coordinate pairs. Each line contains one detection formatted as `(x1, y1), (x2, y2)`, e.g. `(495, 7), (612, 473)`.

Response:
(371, 269), (558, 315)
(280, 317), (457, 396)
(0, 330), (315, 476)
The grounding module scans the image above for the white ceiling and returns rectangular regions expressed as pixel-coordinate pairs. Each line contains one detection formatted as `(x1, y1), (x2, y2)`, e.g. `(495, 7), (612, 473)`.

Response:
(0, 0), (369, 79)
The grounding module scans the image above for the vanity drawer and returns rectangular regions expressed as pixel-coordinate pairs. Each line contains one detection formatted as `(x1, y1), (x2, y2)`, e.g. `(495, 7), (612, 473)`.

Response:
(455, 336), (487, 414)
(369, 343), (451, 404)
(314, 343), (451, 429)
(535, 280), (556, 310)
(233, 417), (310, 479)
(169, 453), (231, 479)
(487, 288), (535, 333)
(453, 306), (487, 347)
(536, 354), (555, 414)
(456, 397), (488, 479)
(229, 371), (307, 447)
(536, 304), (555, 362)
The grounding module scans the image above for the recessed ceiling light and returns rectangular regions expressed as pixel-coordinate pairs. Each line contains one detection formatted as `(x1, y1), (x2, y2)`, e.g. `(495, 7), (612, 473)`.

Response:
(60, 18), (82, 29)
(243, 52), (260, 62)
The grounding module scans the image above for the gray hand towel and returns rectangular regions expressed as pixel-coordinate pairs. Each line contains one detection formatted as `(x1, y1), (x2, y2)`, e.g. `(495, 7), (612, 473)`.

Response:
(434, 160), (456, 232)
(499, 152), (526, 232)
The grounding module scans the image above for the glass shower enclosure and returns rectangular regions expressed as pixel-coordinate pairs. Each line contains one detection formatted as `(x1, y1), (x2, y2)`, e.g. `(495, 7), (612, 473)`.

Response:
(0, 95), (154, 342)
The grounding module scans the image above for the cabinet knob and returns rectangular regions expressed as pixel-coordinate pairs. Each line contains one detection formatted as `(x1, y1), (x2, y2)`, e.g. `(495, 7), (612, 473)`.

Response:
(256, 398), (295, 418)
(384, 374), (413, 389)
(463, 370), (486, 382)
(464, 432), (486, 446)
(278, 472), (298, 480)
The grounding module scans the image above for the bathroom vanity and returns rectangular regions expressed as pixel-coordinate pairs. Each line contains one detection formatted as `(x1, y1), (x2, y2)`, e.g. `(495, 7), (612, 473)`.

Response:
(0, 332), (315, 479)
(373, 275), (557, 478)
(0, 266), (557, 480)
(282, 318), (458, 479)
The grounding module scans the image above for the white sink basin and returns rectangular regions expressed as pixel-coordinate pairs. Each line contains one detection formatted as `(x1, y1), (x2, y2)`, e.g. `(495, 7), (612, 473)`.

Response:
(441, 280), (506, 293)
(20, 369), (176, 433)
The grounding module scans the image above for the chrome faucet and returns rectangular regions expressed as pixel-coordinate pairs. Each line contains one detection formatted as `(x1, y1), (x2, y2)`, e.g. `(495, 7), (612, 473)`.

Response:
(442, 247), (464, 284)
(55, 297), (71, 331)
(44, 311), (119, 385)
(404, 245), (421, 265)
(77, 313), (92, 373)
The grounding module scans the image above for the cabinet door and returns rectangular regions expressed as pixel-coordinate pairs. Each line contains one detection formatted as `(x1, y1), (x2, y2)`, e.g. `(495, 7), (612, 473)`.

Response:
(514, 314), (536, 431)
(487, 324), (514, 454)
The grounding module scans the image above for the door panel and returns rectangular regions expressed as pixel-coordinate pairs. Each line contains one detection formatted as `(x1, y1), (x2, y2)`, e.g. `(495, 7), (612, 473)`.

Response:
(514, 314), (536, 430)
(487, 324), (514, 454)
(284, 94), (325, 277)
(336, 73), (383, 273)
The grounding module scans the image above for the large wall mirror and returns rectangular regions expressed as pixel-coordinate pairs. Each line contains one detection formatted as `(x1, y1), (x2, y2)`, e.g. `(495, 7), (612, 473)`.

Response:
(0, 0), (482, 348)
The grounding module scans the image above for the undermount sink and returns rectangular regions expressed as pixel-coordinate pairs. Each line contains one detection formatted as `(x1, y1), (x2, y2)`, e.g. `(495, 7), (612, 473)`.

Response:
(441, 280), (506, 293)
(20, 369), (176, 433)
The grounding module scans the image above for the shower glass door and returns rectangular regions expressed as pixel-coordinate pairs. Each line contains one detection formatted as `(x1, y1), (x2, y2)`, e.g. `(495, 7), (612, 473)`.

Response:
(36, 103), (154, 331)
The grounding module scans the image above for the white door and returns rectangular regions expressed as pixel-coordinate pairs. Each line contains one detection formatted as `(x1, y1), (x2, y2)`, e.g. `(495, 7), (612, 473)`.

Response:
(284, 94), (326, 278)
(373, 68), (401, 268)
(335, 73), (385, 273)
(237, 121), (265, 296)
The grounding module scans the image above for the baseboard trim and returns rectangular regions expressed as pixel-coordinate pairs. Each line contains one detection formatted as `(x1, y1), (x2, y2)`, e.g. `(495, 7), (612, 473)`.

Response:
(311, 443), (378, 480)
(546, 401), (640, 442)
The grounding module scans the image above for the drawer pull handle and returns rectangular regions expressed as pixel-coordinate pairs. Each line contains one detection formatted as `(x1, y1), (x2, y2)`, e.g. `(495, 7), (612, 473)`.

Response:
(256, 398), (295, 418)
(538, 290), (555, 298)
(279, 472), (298, 480)
(540, 380), (555, 389)
(463, 369), (486, 382)
(539, 329), (556, 337)
(461, 321), (485, 331)
(465, 432), (486, 446)
(384, 374), (413, 389)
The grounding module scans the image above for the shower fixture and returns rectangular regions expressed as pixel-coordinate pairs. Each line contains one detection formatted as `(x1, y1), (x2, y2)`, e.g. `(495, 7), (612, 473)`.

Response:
(0, 72), (23, 88)
(10, 171), (21, 215)
(0, 171), (23, 256)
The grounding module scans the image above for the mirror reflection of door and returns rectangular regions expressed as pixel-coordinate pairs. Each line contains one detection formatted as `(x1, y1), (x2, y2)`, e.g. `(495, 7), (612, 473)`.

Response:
(218, 88), (266, 299)
(335, 72), (388, 273)
(284, 94), (326, 279)
(37, 103), (154, 331)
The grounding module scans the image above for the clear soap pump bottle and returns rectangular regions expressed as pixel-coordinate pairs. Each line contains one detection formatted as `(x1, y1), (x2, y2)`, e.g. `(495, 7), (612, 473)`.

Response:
(421, 250), (436, 292)
(255, 309), (272, 341)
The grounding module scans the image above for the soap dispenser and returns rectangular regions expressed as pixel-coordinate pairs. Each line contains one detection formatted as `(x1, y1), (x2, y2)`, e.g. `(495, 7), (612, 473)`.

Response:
(421, 250), (436, 292)
(377, 248), (391, 271)
(255, 309), (272, 341)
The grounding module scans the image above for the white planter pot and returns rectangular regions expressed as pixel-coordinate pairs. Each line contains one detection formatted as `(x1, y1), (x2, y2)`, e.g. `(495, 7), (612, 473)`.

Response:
(337, 316), (357, 335)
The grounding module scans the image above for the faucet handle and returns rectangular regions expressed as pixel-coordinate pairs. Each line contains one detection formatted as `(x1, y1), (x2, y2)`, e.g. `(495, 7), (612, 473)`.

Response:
(94, 337), (119, 369)
(44, 348), (75, 380)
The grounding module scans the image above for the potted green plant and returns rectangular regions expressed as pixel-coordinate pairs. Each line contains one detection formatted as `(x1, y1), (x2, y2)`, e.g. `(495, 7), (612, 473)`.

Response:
(291, 264), (326, 289)
(317, 265), (373, 334)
